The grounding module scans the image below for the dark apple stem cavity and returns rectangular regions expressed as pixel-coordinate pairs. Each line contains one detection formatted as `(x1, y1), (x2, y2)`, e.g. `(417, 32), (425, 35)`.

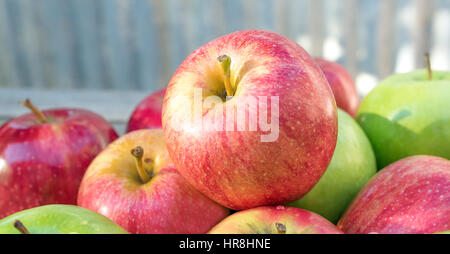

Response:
(217, 55), (234, 98)
(275, 222), (287, 234)
(20, 99), (47, 123)
(424, 53), (432, 81)
(131, 146), (152, 184)
(14, 220), (30, 234)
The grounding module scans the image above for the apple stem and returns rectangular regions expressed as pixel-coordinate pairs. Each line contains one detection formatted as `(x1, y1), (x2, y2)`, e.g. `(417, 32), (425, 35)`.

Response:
(14, 220), (30, 234)
(20, 99), (47, 123)
(424, 53), (432, 81)
(217, 55), (234, 97)
(275, 222), (286, 234)
(131, 146), (152, 184)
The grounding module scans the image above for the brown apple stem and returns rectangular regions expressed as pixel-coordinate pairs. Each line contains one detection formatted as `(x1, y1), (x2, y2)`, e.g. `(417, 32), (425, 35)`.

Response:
(424, 53), (432, 81)
(131, 146), (151, 183)
(217, 55), (234, 97)
(14, 220), (30, 234)
(275, 222), (287, 234)
(20, 99), (47, 123)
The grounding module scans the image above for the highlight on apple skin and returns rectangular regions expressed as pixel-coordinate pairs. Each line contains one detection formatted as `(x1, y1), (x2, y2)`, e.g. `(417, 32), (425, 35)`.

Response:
(0, 101), (118, 219)
(77, 129), (229, 234)
(126, 88), (166, 133)
(208, 206), (343, 234)
(338, 155), (450, 234)
(162, 30), (338, 211)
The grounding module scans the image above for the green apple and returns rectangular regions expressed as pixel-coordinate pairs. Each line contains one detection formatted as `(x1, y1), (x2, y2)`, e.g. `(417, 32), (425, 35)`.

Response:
(288, 109), (377, 223)
(357, 69), (450, 169)
(0, 205), (129, 234)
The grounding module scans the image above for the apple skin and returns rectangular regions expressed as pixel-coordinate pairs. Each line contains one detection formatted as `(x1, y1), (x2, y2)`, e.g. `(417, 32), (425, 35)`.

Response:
(209, 206), (343, 234)
(315, 58), (359, 117)
(288, 109), (377, 223)
(0, 205), (128, 234)
(337, 155), (450, 234)
(77, 129), (229, 234)
(162, 30), (338, 210)
(357, 70), (450, 169)
(126, 88), (166, 132)
(0, 108), (118, 219)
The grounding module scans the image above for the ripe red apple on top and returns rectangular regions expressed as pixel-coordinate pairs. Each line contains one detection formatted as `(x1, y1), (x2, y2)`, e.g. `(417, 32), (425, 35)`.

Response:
(315, 58), (359, 117)
(338, 155), (450, 234)
(77, 129), (229, 234)
(0, 99), (118, 218)
(126, 88), (166, 132)
(162, 30), (338, 210)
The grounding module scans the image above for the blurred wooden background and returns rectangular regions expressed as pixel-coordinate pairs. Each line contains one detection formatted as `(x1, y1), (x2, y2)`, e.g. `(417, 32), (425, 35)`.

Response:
(0, 0), (449, 133)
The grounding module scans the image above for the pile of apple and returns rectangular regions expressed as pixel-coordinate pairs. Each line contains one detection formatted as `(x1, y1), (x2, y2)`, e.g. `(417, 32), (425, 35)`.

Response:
(0, 30), (448, 234)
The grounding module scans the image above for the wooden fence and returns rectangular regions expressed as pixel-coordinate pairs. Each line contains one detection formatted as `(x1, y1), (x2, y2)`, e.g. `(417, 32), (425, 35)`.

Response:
(0, 0), (448, 133)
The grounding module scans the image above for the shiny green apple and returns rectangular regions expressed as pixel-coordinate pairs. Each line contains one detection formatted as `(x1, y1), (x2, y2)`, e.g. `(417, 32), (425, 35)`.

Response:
(0, 205), (129, 234)
(288, 109), (377, 223)
(356, 70), (450, 169)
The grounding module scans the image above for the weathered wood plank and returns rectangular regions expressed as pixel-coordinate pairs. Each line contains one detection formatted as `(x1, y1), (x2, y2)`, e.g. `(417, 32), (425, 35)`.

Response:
(149, 0), (172, 88)
(309, 0), (324, 57)
(377, 0), (396, 79)
(0, 0), (19, 87)
(68, 0), (103, 89)
(414, 0), (435, 68)
(344, 0), (358, 77)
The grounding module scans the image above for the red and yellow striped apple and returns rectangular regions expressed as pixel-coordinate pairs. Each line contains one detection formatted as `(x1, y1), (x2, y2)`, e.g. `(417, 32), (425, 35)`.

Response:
(338, 155), (450, 234)
(162, 30), (338, 210)
(209, 206), (343, 234)
(77, 129), (229, 234)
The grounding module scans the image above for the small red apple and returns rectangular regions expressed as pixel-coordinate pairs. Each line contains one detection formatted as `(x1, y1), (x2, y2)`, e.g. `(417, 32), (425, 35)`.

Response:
(163, 30), (338, 210)
(338, 155), (450, 234)
(209, 206), (343, 234)
(315, 58), (359, 117)
(126, 88), (166, 132)
(77, 129), (229, 234)
(0, 99), (118, 218)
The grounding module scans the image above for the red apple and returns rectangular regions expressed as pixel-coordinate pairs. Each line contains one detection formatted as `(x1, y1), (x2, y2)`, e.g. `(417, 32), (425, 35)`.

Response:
(162, 30), (338, 210)
(338, 155), (450, 234)
(315, 58), (359, 117)
(0, 99), (118, 218)
(77, 129), (229, 234)
(209, 206), (343, 234)
(126, 88), (166, 132)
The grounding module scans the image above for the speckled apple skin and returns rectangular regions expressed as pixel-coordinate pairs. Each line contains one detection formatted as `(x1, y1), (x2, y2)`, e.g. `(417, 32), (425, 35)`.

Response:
(0, 205), (128, 234)
(338, 155), (450, 234)
(162, 30), (338, 210)
(126, 88), (166, 133)
(209, 206), (343, 234)
(315, 58), (359, 117)
(0, 109), (118, 219)
(77, 130), (229, 234)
